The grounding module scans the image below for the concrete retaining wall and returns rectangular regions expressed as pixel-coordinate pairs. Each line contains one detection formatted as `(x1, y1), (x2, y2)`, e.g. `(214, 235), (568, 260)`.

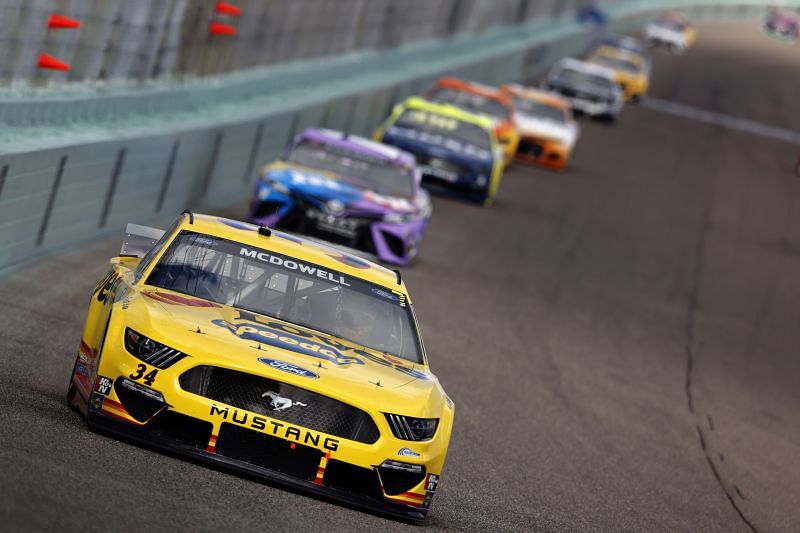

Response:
(0, 1), (786, 274)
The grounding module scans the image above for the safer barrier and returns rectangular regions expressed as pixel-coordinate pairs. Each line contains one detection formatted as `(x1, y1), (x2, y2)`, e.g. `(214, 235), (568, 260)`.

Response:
(0, 1), (788, 274)
(0, 0), (584, 86)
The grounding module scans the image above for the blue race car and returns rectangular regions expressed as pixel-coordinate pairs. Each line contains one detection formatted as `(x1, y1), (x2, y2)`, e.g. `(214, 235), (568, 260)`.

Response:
(374, 97), (505, 207)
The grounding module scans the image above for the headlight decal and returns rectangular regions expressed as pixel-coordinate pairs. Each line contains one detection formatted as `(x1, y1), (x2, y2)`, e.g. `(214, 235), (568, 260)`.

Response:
(124, 328), (188, 369)
(385, 413), (439, 441)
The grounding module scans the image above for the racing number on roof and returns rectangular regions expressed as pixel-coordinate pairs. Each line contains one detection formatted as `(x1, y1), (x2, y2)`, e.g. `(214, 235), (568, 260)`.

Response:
(129, 364), (158, 386)
(406, 110), (458, 131)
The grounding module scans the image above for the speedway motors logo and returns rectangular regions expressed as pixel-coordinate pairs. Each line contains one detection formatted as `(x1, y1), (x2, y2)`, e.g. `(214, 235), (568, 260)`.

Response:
(214, 310), (429, 379)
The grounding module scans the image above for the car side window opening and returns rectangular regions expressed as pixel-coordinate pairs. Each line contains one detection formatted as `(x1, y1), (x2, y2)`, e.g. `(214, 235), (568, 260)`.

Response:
(133, 217), (182, 283)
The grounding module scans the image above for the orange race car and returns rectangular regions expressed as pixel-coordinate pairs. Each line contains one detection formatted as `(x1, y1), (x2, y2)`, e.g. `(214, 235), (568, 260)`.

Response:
(425, 77), (519, 163)
(501, 84), (579, 170)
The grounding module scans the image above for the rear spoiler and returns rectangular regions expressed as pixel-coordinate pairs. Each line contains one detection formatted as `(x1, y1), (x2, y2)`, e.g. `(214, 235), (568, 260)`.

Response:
(120, 223), (165, 258)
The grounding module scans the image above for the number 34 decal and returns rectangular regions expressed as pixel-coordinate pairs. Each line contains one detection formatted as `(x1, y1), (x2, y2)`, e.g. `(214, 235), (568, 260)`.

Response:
(129, 364), (158, 386)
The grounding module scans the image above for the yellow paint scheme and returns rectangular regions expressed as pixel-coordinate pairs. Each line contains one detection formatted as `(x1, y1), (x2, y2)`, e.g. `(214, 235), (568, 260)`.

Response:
(496, 123), (520, 165)
(74, 213), (454, 516)
(375, 96), (505, 207)
(587, 45), (650, 101)
(684, 25), (697, 47)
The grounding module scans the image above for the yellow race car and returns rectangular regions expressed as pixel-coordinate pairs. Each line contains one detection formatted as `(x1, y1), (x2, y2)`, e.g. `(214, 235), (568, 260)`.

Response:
(67, 212), (454, 523)
(586, 45), (650, 101)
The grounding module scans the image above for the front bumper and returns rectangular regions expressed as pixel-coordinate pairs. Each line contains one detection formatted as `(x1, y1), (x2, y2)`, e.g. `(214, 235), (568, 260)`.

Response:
(87, 412), (430, 523)
(515, 136), (571, 169)
(75, 337), (449, 523)
(566, 96), (622, 118)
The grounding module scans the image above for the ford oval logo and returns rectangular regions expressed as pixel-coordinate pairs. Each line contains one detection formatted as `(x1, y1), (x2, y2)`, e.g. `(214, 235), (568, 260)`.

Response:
(258, 358), (319, 379)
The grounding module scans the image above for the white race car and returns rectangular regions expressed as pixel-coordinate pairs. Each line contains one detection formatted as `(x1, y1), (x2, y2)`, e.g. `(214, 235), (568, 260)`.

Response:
(645, 13), (696, 54)
(543, 58), (625, 121)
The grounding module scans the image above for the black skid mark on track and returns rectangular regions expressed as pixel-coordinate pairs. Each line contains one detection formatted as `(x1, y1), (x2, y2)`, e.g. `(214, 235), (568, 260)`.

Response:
(684, 174), (758, 533)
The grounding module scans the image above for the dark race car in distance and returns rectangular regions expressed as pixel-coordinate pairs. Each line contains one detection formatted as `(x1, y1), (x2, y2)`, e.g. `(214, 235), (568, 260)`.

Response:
(375, 97), (505, 207)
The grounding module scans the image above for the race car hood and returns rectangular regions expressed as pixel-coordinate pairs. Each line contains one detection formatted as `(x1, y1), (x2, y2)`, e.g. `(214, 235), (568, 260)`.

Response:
(515, 113), (578, 146)
(381, 127), (494, 171)
(263, 163), (417, 215)
(122, 287), (444, 416)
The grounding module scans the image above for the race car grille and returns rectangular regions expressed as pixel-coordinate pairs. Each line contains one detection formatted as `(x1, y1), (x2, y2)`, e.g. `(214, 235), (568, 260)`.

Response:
(215, 423), (322, 481)
(517, 139), (544, 158)
(179, 366), (380, 444)
(323, 460), (383, 500)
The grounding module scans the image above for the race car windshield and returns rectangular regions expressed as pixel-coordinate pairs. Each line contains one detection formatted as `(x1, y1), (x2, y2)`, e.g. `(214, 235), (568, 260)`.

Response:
(557, 68), (616, 90)
(427, 87), (510, 121)
(590, 56), (641, 74)
(285, 140), (415, 198)
(146, 232), (423, 363)
(511, 97), (566, 123)
(391, 108), (492, 152)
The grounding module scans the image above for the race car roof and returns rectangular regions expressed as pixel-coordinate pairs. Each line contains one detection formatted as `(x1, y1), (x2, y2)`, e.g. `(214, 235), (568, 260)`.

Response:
(589, 45), (645, 65)
(429, 77), (513, 109)
(170, 214), (402, 290)
(502, 84), (570, 110)
(555, 57), (617, 80)
(298, 128), (415, 166)
(398, 96), (495, 131)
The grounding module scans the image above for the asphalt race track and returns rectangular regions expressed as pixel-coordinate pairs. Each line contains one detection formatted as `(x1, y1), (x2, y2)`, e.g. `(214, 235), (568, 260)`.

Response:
(1, 23), (798, 532)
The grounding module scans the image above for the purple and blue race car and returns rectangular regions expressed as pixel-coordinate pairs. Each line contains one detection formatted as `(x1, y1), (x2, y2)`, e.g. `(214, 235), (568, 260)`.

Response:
(248, 128), (432, 266)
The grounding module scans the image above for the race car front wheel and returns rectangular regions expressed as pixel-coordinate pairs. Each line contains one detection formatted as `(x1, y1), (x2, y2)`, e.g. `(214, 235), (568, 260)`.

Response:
(66, 355), (80, 409)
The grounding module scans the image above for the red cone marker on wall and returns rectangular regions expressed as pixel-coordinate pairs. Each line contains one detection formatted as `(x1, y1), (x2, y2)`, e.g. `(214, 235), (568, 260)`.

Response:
(48, 13), (81, 29)
(215, 2), (242, 16)
(209, 22), (237, 36)
(37, 53), (71, 71)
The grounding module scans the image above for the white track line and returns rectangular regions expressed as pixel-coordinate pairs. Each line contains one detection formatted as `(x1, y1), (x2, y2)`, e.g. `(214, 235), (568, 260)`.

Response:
(641, 96), (800, 144)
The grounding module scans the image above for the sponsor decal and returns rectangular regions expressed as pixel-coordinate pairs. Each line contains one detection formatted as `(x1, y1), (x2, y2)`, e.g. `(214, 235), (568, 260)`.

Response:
(425, 473), (440, 492)
(94, 270), (122, 303)
(424, 491), (435, 508)
(214, 314), (363, 367)
(326, 199), (345, 214)
(262, 390), (307, 411)
(143, 291), (222, 308)
(288, 171), (342, 191)
(371, 288), (399, 301)
(75, 364), (88, 377)
(94, 375), (113, 396)
(398, 447), (420, 458)
(209, 404), (339, 451)
(240, 247), (351, 287)
(258, 358), (319, 379)
(214, 310), (429, 380)
(89, 394), (105, 413)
